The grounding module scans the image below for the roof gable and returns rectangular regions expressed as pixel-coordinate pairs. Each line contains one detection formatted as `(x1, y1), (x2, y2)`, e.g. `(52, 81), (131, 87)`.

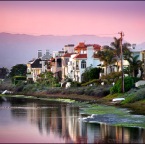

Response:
(31, 58), (42, 68)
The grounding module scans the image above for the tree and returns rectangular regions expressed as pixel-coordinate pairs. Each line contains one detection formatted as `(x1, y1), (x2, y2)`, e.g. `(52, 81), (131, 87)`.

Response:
(110, 37), (131, 71)
(82, 66), (102, 83)
(124, 55), (143, 77)
(9, 64), (27, 77)
(37, 71), (59, 87)
(110, 76), (134, 94)
(0, 67), (9, 79)
(95, 46), (116, 75)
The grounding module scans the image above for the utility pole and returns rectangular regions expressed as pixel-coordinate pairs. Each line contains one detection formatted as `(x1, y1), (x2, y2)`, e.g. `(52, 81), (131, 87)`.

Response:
(119, 31), (124, 93)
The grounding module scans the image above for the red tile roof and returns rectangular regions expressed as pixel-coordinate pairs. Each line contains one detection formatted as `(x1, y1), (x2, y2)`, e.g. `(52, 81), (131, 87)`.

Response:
(73, 54), (87, 59)
(73, 53), (100, 59)
(74, 42), (101, 51)
(86, 44), (101, 51)
(74, 42), (87, 50)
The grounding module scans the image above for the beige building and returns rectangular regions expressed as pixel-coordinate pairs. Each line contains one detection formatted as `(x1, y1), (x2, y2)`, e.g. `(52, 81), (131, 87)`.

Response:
(26, 50), (52, 82)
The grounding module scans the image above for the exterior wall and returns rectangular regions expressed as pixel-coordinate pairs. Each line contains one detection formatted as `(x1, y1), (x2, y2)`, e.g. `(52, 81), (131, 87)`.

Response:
(51, 50), (65, 80)
(31, 68), (42, 82)
(79, 59), (86, 82)
(27, 64), (31, 73)
(41, 61), (45, 72)
(86, 46), (93, 67)
(62, 57), (69, 80)
(64, 45), (74, 53)
(41, 60), (49, 73)
(68, 54), (77, 80)
(26, 63), (33, 80)
(67, 46), (102, 83)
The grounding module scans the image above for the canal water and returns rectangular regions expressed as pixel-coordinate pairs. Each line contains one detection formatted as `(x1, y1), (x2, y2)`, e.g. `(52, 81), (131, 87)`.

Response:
(0, 97), (145, 143)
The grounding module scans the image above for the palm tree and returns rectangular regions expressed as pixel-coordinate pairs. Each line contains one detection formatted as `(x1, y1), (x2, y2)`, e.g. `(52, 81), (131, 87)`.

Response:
(95, 46), (116, 75)
(110, 37), (131, 71)
(124, 55), (143, 77)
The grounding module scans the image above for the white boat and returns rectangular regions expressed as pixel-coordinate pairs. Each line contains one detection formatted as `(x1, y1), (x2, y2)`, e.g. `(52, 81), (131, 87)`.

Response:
(2, 90), (8, 94)
(112, 98), (125, 102)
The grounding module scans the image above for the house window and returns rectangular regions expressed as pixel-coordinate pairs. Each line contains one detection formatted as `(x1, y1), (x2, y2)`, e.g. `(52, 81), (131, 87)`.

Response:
(57, 58), (62, 67)
(81, 60), (86, 69)
(76, 61), (79, 68)
(110, 67), (115, 72)
(65, 58), (69, 65)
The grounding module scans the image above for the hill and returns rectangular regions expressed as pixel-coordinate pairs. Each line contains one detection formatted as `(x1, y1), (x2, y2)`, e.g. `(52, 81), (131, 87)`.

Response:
(0, 32), (144, 69)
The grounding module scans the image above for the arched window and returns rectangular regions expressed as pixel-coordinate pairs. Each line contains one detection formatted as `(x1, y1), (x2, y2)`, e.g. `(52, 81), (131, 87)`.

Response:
(81, 60), (86, 69)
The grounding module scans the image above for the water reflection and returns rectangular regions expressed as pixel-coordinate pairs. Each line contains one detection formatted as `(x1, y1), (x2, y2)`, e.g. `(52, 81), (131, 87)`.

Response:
(0, 99), (145, 143)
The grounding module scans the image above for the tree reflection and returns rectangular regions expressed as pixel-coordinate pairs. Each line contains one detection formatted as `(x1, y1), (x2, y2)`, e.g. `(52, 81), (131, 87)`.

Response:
(8, 99), (145, 143)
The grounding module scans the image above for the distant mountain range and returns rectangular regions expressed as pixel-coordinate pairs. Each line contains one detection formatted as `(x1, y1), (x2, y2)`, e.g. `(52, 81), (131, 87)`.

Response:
(0, 32), (144, 69)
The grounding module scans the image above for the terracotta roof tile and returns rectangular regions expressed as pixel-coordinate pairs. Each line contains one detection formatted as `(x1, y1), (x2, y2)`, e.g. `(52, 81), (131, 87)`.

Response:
(74, 42), (101, 51)
(73, 54), (87, 59)
(74, 42), (87, 50)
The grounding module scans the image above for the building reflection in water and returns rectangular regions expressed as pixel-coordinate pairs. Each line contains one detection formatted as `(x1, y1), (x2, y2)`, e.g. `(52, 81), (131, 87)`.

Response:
(10, 100), (145, 143)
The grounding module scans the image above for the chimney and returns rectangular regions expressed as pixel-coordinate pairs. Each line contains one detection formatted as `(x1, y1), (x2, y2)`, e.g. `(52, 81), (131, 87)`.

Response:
(87, 45), (94, 58)
(38, 50), (42, 58)
(46, 49), (50, 56)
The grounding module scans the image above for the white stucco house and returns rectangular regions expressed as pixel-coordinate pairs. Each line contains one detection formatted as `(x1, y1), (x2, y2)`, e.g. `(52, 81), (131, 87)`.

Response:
(66, 42), (101, 82)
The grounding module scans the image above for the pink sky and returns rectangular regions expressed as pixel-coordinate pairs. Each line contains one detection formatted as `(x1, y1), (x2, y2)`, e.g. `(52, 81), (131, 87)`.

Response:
(0, 1), (145, 44)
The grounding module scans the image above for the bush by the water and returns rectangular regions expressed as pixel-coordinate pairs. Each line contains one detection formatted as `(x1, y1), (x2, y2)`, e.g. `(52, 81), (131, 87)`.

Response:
(0, 83), (15, 92)
(110, 76), (134, 94)
(122, 87), (145, 104)
(13, 82), (111, 97)
(61, 85), (111, 97)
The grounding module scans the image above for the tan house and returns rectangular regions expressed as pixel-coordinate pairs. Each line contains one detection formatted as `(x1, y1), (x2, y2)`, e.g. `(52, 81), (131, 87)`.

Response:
(26, 50), (52, 82)
(27, 58), (42, 82)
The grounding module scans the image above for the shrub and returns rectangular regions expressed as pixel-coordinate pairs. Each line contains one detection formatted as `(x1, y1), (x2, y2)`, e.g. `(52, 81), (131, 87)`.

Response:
(54, 83), (61, 87)
(71, 81), (81, 87)
(122, 88), (145, 104)
(76, 88), (85, 95)
(12, 76), (26, 85)
(82, 67), (102, 83)
(14, 81), (26, 92)
(101, 72), (122, 84)
(23, 84), (36, 92)
(0, 83), (15, 91)
(81, 79), (101, 86)
(110, 76), (134, 94)
(131, 77), (141, 83)
(46, 87), (62, 94)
